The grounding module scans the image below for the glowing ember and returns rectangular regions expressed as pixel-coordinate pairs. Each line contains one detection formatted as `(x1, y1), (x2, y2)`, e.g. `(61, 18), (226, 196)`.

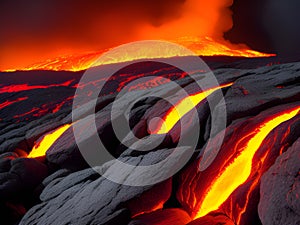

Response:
(0, 80), (74, 94)
(13, 107), (46, 119)
(3, 37), (275, 72)
(194, 106), (300, 219)
(51, 96), (74, 114)
(28, 124), (71, 158)
(0, 97), (28, 110)
(153, 83), (233, 134)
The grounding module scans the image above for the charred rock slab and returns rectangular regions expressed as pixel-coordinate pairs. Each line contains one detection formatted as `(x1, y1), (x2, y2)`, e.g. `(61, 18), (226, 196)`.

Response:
(258, 138), (300, 225)
(19, 146), (178, 225)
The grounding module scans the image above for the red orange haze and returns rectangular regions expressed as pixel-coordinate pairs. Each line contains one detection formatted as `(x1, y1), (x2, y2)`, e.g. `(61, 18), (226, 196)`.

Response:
(1, 0), (274, 72)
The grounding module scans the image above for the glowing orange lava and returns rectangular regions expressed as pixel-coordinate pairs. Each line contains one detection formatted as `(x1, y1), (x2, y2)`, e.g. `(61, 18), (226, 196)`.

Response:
(3, 37), (275, 72)
(0, 97), (28, 110)
(0, 80), (74, 94)
(194, 106), (300, 219)
(153, 83), (233, 134)
(174, 36), (275, 58)
(28, 124), (71, 158)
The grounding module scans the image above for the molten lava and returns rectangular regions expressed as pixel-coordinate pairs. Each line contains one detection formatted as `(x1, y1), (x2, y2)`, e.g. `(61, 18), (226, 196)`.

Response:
(28, 124), (71, 158)
(194, 106), (300, 219)
(0, 80), (74, 94)
(174, 36), (275, 58)
(3, 37), (275, 72)
(153, 83), (233, 134)
(0, 97), (28, 110)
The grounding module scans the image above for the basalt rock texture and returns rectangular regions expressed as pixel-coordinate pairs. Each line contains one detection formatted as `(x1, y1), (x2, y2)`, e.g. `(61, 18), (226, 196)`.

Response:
(258, 138), (300, 225)
(0, 58), (299, 224)
(19, 147), (174, 225)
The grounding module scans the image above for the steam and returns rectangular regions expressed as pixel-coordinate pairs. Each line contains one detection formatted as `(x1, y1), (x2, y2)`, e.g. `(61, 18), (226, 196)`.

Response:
(137, 0), (234, 40)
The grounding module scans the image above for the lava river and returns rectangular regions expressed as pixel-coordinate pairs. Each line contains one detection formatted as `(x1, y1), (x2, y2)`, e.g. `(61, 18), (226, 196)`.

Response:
(177, 104), (300, 224)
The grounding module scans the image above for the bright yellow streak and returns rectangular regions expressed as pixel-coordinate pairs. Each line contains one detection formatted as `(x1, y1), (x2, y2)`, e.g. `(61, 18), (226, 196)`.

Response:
(155, 83), (233, 134)
(2, 37), (275, 72)
(28, 124), (71, 158)
(194, 106), (300, 219)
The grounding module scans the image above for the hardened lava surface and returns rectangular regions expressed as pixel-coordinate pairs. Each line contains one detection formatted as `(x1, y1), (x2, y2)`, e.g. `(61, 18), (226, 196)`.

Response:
(0, 57), (299, 225)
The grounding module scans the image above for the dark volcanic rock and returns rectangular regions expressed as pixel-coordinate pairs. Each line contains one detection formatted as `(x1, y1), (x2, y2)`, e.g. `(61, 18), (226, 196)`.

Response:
(258, 138), (300, 225)
(220, 62), (300, 124)
(19, 146), (178, 225)
(0, 153), (48, 225)
(0, 154), (48, 200)
(0, 60), (300, 224)
(0, 201), (26, 225)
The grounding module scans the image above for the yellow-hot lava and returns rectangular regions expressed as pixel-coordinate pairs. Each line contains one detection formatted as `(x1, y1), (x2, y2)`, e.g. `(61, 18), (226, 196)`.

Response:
(153, 83), (233, 134)
(2, 0), (277, 72)
(28, 124), (72, 158)
(3, 37), (275, 72)
(194, 106), (300, 219)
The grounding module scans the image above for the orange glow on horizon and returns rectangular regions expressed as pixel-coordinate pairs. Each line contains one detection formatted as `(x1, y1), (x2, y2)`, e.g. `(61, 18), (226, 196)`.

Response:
(28, 124), (71, 158)
(2, 37), (275, 72)
(153, 83), (233, 134)
(1, 0), (276, 72)
(194, 106), (300, 219)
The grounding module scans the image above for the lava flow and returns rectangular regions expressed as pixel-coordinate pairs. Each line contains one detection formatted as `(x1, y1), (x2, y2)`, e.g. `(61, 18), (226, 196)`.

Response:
(0, 80), (74, 94)
(0, 97), (28, 110)
(0, 77), (77, 121)
(28, 124), (72, 158)
(194, 106), (300, 219)
(2, 37), (275, 72)
(153, 83), (233, 134)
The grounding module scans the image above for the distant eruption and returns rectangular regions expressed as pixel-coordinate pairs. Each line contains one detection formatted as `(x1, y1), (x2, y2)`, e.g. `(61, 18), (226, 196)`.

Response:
(1, 0), (274, 72)
(2, 37), (274, 72)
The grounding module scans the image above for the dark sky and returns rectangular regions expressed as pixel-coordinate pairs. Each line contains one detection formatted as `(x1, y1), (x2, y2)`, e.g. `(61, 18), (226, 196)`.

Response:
(226, 0), (300, 55)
